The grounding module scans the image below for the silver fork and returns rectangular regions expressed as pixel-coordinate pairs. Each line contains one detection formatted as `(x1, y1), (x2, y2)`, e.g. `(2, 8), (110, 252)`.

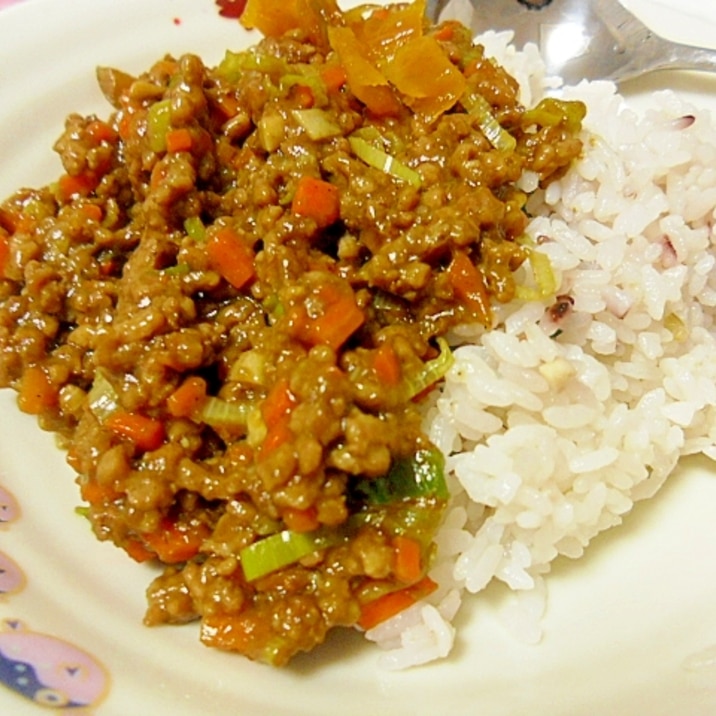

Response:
(426, 0), (716, 85)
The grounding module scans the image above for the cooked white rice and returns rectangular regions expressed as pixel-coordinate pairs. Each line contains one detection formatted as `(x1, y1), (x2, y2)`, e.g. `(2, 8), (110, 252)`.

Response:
(365, 31), (716, 669)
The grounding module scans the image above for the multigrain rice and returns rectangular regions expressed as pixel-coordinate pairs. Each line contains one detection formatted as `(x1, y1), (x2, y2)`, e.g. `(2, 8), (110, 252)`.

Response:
(366, 32), (716, 669)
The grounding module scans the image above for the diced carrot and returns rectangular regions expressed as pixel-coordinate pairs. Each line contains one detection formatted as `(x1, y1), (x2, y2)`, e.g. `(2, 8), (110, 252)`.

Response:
(447, 250), (491, 325)
(105, 410), (165, 452)
(118, 111), (133, 141)
(200, 611), (274, 663)
(256, 378), (297, 459)
(282, 506), (319, 533)
(373, 343), (402, 386)
(212, 93), (240, 119)
(320, 63), (347, 94)
(291, 282), (365, 351)
(150, 162), (169, 191)
(79, 203), (103, 222)
(86, 119), (118, 145)
(392, 535), (423, 584)
(433, 21), (456, 42)
(125, 539), (156, 563)
(259, 419), (294, 459)
(260, 377), (296, 429)
(166, 376), (208, 418)
(165, 127), (193, 153)
(292, 84), (315, 109)
(291, 175), (341, 228)
(358, 576), (437, 630)
(206, 227), (256, 290)
(57, 172), (98, 202)
(17, 366), (57, 415)
(0, 235), (9, 278)
(142, 518), (210, 563)
(79, 479), (121, 506)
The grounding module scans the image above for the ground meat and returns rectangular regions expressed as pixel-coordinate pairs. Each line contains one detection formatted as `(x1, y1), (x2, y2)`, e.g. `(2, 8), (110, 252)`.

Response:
(0, 4), (584, 666)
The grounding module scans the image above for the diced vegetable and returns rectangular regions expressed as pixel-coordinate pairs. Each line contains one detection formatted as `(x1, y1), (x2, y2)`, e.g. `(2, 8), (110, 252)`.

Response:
(282, 506), (320, 533)
(392, 535), (423, 584)
(515, 246), (557, 301)
(291, 175), (341, 227)
(357, 576), (437, 630)
(87, 368), (120, 422)
(522, 97), (587, 134)
(372, 343), (402, 386)
(348, 136), (421, 186)
(260, 378), (297, 429)
(166, 127), (193, 153)
(404, 337), (454, 400)
(141, 518), (211, 563)
(183, 216), (206, 241)
(166, 377), (207, 418)
(320, 63), (347, 94)
(105, 410), (165, 452)
(218, 48), (288, 82)
(206, 227), (256, 290)
(200, 396), (251, 429)
(239, 528), (334, 581)
(447, 250), (492, 325)
(462, 91), (517, 153)
(258, 377), (297, 458)
(351, 446), (448, 505)
(291, 108), (341, 140)
(57, 172), (99, 202)
(17, 366), (57, 415)
(290, 281), (365, 350)
(0, 234), (10, 279)
(147, 99), (172, 153)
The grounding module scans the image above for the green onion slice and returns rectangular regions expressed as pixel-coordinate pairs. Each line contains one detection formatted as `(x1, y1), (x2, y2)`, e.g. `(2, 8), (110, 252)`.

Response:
(199, 396), (251, 428)
(348, 136), (422, 187)
(239, 529), (337, 582)
(404, 337), (454, 399)
(462, 91), (516, 153)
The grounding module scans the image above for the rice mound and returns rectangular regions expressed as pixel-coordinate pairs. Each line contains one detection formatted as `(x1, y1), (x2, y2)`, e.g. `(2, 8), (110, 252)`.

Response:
(365, 33), (716, 669)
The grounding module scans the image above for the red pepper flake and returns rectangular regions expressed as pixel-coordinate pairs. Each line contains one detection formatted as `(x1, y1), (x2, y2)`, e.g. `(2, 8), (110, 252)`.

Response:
(173, 17), (182, 26)
(216, 0), (247, 19)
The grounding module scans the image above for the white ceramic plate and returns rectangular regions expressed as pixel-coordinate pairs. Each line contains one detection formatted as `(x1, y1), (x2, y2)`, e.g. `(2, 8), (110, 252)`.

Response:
(2, 0), (716, 714)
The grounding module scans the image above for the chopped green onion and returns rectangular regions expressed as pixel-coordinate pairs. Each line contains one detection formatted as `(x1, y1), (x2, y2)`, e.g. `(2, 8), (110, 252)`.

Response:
(351, 447), (449, 505)
(87, 368), (120, 423)
(291, 109), (342, 141)
(515, 247), (557, 301)
(405, 337), (454, 399)
(199, 396), (251, 428)
(462, 92), (516, 153)
(161, 262), (191, 276)
(348, 136), (422, 187)
(147, 99), (172, 153)
(522, 97), (586, 134)
(239, 529), (336, 581)
(183, 216), (206, 241)
(217, 49), (288, 82)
